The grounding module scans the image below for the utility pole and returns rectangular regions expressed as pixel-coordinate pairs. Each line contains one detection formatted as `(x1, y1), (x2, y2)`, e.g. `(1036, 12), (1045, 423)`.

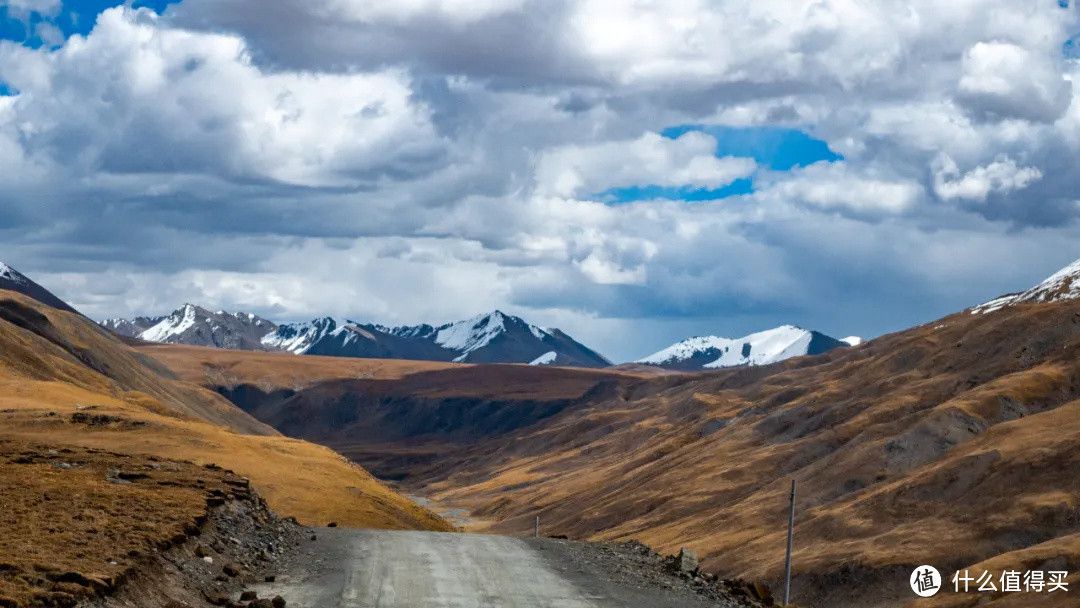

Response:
(534, 515), (540, 538)
(784, 479), (796, 606)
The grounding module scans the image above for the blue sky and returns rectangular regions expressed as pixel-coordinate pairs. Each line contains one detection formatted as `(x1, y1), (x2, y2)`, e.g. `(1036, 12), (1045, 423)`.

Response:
(0, 0), (176, 50)
(603, 126), (842, 203)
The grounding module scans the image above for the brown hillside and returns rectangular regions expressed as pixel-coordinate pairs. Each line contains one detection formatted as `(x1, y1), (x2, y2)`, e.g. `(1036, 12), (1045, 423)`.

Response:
(188, 299), (1080, 607)
(0, 288), (451, 591)
(140, 342), (470, 388)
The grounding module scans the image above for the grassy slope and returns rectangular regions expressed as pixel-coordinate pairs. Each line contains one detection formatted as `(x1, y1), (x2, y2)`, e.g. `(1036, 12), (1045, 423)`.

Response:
(140, 343), (470, 388)
(183, 299), (1080, 608)
(145, 298), (1080, 607)
(0, 290), (450, 532)
(406, 301), (1080, 607)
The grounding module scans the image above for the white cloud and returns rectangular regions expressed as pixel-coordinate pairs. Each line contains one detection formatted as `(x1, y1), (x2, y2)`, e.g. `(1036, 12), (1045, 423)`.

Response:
(534, 131), (755, 198)
(4, 0), (1080, 361)
(933, 154), (1043, 202)
(957, 41), (1072, 123)
(757, 163), (923, 215)
(0, 7), (447, 188)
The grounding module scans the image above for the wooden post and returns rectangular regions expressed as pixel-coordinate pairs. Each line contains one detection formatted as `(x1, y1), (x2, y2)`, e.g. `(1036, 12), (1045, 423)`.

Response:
(534, 515), (540, 538)
(784, 479), (796, 606)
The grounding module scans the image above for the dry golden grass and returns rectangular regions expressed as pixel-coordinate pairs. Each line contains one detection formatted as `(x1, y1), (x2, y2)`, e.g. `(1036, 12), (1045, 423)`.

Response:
(291, 299), (1080, 608)
(0, 288), (451, 601)
(140, 343), (469, 390)
(0, 439), (239, 606)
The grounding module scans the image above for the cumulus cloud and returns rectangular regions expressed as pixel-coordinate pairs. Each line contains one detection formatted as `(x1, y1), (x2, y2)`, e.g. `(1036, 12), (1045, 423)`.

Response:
(0, 8), (447, 188)
(933, 154), (1044, 202)
(534, 131), (756, 198)
(756, 163), (923, 215)
(956, 41), (1072, 123)
(2, 1), (1080, 361)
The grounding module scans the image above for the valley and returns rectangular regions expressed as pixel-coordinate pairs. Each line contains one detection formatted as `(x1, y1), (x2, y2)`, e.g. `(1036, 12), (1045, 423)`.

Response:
(140, 258), (1080, 608)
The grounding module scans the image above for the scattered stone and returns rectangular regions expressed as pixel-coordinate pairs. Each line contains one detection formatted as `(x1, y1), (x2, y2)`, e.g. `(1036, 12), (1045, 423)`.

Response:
(203, 556), (214, 565)
(671, 548), (699, 574)
(205, 592), (231, 606)
(272, 596), (287, 608)
(223, 563), (244, 577)
(327, 522), (338, 528)
(239, 590), (258, 601)
(264, 575), (276, 583)
(310, 534), (317, 542)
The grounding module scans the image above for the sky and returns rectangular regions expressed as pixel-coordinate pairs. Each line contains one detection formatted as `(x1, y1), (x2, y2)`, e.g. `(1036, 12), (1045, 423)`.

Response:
(1, 1), (1080, 362)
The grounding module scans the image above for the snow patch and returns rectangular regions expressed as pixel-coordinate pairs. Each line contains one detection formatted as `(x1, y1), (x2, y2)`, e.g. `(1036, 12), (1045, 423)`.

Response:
(842, 336), (864, 346)
(0, 262), (28, 285)
(140, 304), (199, 342)
(529, 351), (558, 365)
(972, 258), (1080, 314)
(639, 325), (825, 369)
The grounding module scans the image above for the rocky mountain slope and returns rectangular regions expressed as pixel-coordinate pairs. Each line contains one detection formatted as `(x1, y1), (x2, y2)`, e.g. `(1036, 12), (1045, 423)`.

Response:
(99, 314), (166, 337)
(0, 262), (80, 314)
(104, 303), (278, 350)
(973, 258), (1080, 313)
(637, 325), (850, 371)
(173, 257), (1080, 607)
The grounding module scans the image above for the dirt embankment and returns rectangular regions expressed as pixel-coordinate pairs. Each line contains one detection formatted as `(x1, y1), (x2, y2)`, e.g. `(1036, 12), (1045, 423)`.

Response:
(0, 440), (304, 608)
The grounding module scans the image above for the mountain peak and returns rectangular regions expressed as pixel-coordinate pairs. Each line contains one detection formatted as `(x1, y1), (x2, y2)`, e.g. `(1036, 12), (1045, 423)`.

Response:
(106, 304), (279, 350)
(974, 257), (1080, 314)
(638, 325), (848, 371)
(0, 262), (80, 314)
(0, 262), (29, 286)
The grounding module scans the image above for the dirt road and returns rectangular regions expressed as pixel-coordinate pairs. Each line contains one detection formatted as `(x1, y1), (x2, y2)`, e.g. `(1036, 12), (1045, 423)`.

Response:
(250, 528), (742, 607)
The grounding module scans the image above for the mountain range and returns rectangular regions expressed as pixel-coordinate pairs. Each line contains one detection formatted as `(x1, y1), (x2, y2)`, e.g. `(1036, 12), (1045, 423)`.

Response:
(4, 260), (856, 369)
(104, 304), (613, 368)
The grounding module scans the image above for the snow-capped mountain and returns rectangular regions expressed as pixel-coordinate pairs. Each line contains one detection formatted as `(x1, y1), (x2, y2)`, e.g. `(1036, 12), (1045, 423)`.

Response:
(262, 311), (611, 367)
(841, 336), (864, 346)
(106, 306), (611, 367)
(103, 304), (279, 350)
(973, 257), (1080, 314)
(0, 262), (80, 314)
(637, 325), (849, 371)
(100, 315), (167, 338)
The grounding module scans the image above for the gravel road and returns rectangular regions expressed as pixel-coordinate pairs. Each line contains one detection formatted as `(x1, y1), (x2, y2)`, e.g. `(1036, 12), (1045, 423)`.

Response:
(249, 528), (755, 608)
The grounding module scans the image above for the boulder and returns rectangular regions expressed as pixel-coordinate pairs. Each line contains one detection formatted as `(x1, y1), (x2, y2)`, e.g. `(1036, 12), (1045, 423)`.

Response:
(673, 548), (698, 574)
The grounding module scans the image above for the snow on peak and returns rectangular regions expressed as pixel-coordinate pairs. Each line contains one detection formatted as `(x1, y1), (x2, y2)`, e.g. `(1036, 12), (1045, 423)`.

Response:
(432, 310), (550, 361)
(973, 257), (1080, 314)
(842, 336), (864, 346)
(140, 304), (200, 342)
(261, 316), (348, 354)
(434, 311), (508, 360)
(639, 325), (822, 369)
(530, 351), (558, 365)
(0, 262), (28, 285)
